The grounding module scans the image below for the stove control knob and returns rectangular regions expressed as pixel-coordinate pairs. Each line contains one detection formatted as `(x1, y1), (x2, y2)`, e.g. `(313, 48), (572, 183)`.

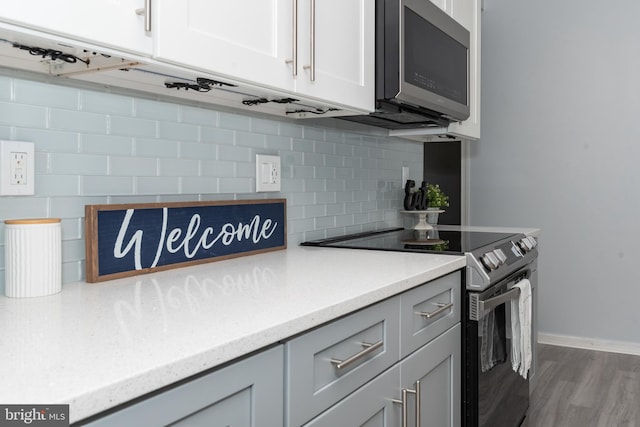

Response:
(481, 252), (500, 271)
(522, 237), (534, 251)
(516, 239), (530, 253)
(526, 236), (538, 248)
(493, 248), (507, 265)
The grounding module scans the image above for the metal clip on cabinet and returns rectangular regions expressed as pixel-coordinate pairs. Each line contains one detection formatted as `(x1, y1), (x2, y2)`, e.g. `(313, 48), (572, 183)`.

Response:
(287, 271), (462, 427)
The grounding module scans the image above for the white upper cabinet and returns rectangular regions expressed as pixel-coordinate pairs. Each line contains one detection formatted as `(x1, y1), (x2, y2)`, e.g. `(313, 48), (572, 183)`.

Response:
(153, 0), (295, 93)
(153, 0), (374, 113)
(0, 0), (152, 55)
(295, 0), (374, 112)
(447, 0), (481, 140)
(0, 0), (374, 116)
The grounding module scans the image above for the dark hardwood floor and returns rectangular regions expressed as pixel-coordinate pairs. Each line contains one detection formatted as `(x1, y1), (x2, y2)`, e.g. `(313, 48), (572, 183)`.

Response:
(522, 344), (640, 427)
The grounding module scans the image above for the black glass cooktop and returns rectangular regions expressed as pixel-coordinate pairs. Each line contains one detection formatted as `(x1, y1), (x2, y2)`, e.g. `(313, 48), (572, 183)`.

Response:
(301, 227), (519, 255)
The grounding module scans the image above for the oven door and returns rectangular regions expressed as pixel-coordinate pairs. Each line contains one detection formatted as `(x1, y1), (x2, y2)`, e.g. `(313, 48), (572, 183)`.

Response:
(464, 269), (531, 427)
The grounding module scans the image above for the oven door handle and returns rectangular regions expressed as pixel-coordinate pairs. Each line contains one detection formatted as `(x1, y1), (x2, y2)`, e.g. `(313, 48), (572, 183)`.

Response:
(470, 269), (531, 321)
(477, 287), (520, 314)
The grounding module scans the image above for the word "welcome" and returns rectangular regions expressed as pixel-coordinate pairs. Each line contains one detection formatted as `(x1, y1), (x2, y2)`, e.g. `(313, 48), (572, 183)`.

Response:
(114, 208), (279, 271)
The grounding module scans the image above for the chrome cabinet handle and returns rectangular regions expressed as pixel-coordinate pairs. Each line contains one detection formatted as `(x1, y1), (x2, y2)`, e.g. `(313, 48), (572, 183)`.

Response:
(415, 380), (422, 427)
(392, 381), (421, 427)
(135, 0), (151, 32)
(330, 340), (383, 370)
(285, 0), (298, 76)
(302, 0), (315, 81)
(416, 302), (453, 319)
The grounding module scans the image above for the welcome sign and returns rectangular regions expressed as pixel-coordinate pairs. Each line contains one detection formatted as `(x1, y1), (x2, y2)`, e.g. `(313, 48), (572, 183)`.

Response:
(85, 199), (286, 283)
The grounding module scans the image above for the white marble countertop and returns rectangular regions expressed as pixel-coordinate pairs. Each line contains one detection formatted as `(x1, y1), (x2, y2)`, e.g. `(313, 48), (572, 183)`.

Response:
(0, 246), (465, 423)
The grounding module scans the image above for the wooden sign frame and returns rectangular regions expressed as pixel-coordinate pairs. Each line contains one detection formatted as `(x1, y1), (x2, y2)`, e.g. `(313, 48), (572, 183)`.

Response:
(85, 199), (287, 283)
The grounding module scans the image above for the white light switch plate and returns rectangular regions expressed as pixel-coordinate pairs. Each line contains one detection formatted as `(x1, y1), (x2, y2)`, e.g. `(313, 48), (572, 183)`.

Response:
(0, 140), (35, 196)
(256, 154), (281, 192)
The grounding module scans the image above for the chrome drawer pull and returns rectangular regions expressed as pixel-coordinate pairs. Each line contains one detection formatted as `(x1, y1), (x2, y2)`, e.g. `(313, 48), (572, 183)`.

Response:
(285, 0), (298, 76)
(135, 0), (151, 32)
(330, 339), (383, 370)
(391, 381), (421, 427)
(416, 302), (453, 319)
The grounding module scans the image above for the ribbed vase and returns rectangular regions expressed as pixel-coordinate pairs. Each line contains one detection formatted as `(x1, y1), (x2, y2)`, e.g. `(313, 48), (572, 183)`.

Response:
(4, 218), (62, 298)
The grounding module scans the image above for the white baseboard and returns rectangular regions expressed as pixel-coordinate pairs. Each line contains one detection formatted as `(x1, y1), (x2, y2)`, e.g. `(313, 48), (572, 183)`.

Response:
(538, 333), (640, 356)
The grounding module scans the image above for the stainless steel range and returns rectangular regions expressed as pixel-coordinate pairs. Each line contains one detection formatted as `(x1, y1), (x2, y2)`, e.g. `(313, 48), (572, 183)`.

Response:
(302, 226), (538, 427)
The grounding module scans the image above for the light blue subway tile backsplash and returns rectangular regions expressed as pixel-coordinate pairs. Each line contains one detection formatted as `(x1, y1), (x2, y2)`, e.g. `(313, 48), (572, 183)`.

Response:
(14, 79), (79, 110)
(110, 115), (156, 138)
(82, 175), (134, 196)
(16, 128), (79, 153)
(110, 156), (157, 176)
(35, 175), (80, 197)
(0, 101), (47, 128)
(0, 76), (10, 101)
(49, 108), (107, 134)
(158, 120), (199, 142)
(158, 158), (200, 177)
(0, 74), (423, 294)
(136, 176), (181, 195)
(50, 152), (109, 175)
(82, 134), (133, 156)
(80, 90), (133, 115)
(135, 98), (179, 121)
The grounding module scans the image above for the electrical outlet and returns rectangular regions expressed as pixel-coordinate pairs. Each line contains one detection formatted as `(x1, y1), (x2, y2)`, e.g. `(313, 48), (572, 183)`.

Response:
(402, 166), (410, 186)
(256, 154), (281, 192)
(10, 152), (28, 185)
(1, 140), (35, 196)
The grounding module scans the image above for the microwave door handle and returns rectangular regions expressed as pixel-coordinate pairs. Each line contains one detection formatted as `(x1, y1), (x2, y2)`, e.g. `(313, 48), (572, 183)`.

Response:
(478, 287), (521, 314)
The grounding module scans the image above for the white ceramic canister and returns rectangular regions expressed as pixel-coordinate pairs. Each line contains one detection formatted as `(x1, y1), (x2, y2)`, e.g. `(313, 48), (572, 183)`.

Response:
(4, 218), (62, 298)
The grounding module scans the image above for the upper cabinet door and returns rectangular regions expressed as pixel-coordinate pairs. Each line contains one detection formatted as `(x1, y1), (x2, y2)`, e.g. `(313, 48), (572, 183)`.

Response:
(0, 0), (152, 55)
(153, 0), (295, 92)
(295, 0), (374, 112)
(447, 0), (481, 139)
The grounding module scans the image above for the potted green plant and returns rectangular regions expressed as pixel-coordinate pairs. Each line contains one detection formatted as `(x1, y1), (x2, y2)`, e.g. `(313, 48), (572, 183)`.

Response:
(425, 183), (448, 224)
(426, 183), (449, 208)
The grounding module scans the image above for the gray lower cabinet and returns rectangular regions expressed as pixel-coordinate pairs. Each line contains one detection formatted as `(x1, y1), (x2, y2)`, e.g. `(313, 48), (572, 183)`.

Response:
(302, 325), (461, 427)
(287, 271), (462, 427)
(81, 345), (284, 427)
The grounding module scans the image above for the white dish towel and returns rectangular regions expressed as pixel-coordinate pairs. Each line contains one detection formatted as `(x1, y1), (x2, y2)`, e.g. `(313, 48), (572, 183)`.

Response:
(510, 278), (532, 379)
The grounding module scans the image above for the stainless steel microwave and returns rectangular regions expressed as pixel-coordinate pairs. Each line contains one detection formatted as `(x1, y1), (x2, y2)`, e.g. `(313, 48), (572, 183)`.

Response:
(342, 0), (470, 130)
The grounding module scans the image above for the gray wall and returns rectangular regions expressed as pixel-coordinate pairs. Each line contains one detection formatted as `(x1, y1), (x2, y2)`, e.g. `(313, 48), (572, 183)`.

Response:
(471, 0), (640, 346)
(0, 71), (423, 294)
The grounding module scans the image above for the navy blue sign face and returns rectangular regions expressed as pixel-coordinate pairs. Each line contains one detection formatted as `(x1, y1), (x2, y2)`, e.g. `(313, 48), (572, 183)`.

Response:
(85, 200), (286, 282)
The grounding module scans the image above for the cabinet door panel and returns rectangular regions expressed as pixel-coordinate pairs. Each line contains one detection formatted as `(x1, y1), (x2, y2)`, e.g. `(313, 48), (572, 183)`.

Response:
(0, 0), (152, 55)
(84, 345), (284, 427)
(400, 324), (461, 427)
(296, 0), (374, 112)
(286, 297), (400, 427)
(303, 365), (401, 427)
(154, 0), (294, 91)
(400, 271), (461, 358)
(447, 0), (481, 139)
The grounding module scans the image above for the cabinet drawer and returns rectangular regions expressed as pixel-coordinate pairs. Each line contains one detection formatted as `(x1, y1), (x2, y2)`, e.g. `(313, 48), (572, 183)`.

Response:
(286, 297), (400, 427)
(83, 345), (284, 427)
(400, 270), (461, 358)
(303, 364), (401, 427)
